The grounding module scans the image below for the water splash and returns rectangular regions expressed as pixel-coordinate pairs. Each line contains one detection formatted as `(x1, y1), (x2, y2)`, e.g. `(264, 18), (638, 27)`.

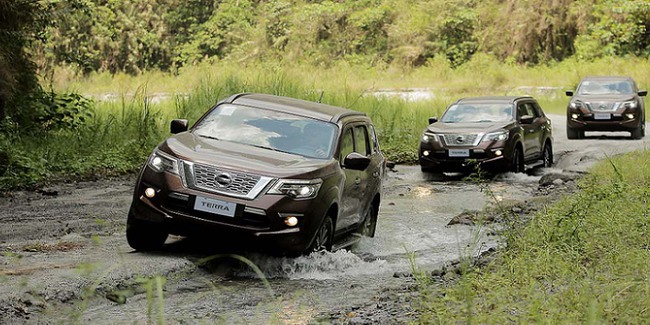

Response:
(231, 249), (391, 280)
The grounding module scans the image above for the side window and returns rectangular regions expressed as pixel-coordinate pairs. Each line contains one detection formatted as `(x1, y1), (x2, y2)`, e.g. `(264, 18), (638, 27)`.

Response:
(340, 128), (354, 161)
(530, 102), (544, 117)
(354, 125), (370, 156)
(523, 103), (533, 117)
(369, 125), (380, 153)
(516, 103), (528, 119)
(518, 102), (537, 119)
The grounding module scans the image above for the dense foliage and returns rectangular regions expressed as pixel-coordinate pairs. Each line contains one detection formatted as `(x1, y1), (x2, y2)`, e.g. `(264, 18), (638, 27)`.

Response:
(39, 0), (650, 75)
(0, 0), (50, 121)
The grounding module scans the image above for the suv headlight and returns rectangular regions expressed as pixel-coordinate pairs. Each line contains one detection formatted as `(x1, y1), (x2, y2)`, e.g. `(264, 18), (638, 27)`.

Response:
(148, 150), (181, 175)
(619, 100), (638, 110)
(268, 179), (322, 199)
(569, 101), (584, 109)
(422, 132), (439, 142)
(483, 131), (509, 142)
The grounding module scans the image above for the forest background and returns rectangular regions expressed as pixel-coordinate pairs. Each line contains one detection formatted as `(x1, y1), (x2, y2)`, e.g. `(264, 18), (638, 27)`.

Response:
(2, 0), (650, 189)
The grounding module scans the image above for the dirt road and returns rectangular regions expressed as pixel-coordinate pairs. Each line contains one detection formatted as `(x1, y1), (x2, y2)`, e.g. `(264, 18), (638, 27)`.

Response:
(1, 114), (648, 324)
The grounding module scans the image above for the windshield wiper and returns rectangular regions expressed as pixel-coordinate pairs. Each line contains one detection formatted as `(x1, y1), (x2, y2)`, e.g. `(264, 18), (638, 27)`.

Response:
(249, 144), (285, 153)
(198, 134), (221, 141)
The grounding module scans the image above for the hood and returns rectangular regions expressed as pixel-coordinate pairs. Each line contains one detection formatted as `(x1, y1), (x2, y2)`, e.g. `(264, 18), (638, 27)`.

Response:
(159, 132), (337, 179)
(426, 121), (513, 134)
(571, 94), (637, 103)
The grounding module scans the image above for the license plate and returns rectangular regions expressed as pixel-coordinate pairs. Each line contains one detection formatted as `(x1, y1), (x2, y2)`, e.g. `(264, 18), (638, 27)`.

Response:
(594, 113), (611, 120)
(194, 196), (236, 217)
(448, 149), (470, 157)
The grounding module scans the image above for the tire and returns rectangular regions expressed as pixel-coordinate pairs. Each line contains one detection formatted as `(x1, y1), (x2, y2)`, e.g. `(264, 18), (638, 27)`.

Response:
(566, 126), (582, 139)
(542, 142), (553, 168)
(126, 213), (168, 251)
(307, 216), (334, 253)
(631, 119), (644, 139)
(510, 146), (524, 173)
(358, 203), (378, 238)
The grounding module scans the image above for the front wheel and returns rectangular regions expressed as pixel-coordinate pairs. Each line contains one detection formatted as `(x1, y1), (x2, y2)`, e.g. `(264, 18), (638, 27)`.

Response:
(631, 123), (644, 139)
(510, 146), (524, 173)
(126, 213), (168, 251)
(542, 143), (553, 168)
(307, 216), (334, 253)
(566, 126), (583, 139)
(358, 204), (378, 238)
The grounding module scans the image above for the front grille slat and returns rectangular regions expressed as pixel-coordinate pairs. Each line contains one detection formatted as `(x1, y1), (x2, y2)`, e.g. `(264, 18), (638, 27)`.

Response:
(442, 133), (482, 146)
(586, 102), (617, 112)
(193, 163), (260, 196)
(181, 161), (273, 200)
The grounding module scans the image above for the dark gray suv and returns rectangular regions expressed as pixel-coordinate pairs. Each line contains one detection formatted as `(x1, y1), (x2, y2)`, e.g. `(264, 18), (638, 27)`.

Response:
(566, 76), (647, 139)
(419, 96), (553, 174)
(127, 93), (385, 255)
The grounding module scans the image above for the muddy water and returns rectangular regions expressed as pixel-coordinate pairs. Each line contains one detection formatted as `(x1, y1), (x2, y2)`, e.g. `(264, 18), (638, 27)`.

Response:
(1, 114), (649, 324)
(40, 167), (542, 324)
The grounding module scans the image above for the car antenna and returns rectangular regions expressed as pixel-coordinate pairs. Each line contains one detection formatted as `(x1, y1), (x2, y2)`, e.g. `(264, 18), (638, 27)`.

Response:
(318, 90), (324, 103)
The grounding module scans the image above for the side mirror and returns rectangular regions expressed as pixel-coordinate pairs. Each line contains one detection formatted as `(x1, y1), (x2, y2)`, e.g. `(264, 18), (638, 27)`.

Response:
(520, 115), (535, 124)
(639, 90), (648, 97)
(343, 152), (371, 171)
(565, 90), (574, 96)
(170, 119), (188, 134)
(428, 117), (438, 124)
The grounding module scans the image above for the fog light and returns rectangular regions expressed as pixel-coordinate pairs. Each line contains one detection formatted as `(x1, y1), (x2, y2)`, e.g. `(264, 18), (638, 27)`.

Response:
(626, 113), (635, 119)
(284, 216), (299, 227)
(423, 150), (430, 157)
(144, 187), (156, 198)
(495, 150), (502, 156)
(571, 114), (579, 119)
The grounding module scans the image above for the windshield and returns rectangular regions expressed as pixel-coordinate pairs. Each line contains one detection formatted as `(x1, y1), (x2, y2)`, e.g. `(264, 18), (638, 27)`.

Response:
(577, 80), (634, 95)
(441, 103), (513, 123)
(192, 104), (337, 159)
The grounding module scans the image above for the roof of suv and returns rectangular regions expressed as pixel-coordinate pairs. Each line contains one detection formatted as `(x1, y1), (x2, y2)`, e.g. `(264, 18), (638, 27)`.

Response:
(225, 93), (366, 123)
(456, 96), (534, 104)
(581, 76), (634, 82)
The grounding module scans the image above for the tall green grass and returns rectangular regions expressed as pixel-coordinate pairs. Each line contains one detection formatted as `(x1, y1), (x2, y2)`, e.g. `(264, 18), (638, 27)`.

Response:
(4, 57), (650, 190)
(417, 150), (650, 323)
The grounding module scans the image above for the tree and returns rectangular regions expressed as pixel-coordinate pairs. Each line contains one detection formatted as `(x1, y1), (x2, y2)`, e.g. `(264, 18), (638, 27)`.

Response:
(0, 0), (49, 122)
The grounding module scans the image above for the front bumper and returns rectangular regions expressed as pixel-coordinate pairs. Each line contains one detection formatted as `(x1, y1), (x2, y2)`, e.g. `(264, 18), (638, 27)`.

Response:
(567, 110), (642, 132)
(419, 145), (509, 172)
(129, 168), (328, 254)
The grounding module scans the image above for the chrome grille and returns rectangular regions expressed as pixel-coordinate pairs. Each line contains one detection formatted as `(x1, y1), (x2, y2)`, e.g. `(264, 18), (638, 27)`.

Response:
(183, 162), (273, 199)
(194, 164), (258, 195)
(442, 133), (482, 146)
(586, 102), (616, 111)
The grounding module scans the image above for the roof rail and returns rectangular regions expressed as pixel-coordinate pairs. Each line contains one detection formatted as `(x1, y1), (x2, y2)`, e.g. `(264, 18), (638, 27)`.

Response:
(223, 93), (252, 103)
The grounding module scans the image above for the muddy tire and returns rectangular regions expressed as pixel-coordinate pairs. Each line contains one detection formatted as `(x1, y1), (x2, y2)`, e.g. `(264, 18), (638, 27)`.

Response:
(126, 213), (168, 251)
(631, 124), (644, 139)
(566, 126), (582, 139)
(542, 142), (553, 168)
(307, 216), (334, 253)
(510, 146), (524, 173)
(358, 203), (378, 238)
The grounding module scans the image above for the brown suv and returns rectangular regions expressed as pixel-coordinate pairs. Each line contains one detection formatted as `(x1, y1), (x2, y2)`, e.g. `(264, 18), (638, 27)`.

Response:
(566, 76), (647, 139)
(419, 96), (553, 174)
(127, 93), (385, 255)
